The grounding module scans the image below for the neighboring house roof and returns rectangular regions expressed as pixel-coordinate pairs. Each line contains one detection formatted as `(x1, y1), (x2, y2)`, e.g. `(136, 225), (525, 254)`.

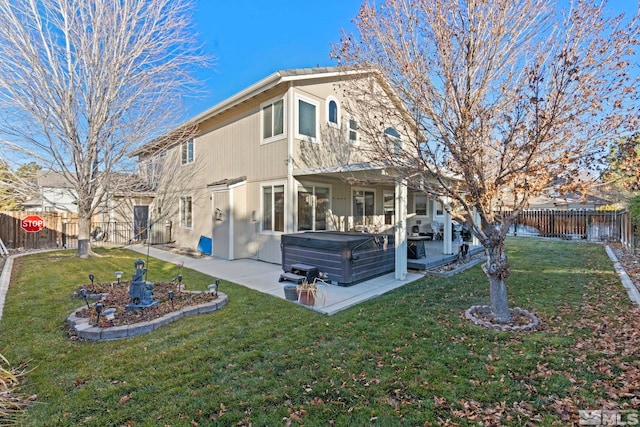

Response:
(525, 190), (612, 209)
(21, 170), (78, 211)
(497, 188), (614, 210)
(36, 170), (75, 188)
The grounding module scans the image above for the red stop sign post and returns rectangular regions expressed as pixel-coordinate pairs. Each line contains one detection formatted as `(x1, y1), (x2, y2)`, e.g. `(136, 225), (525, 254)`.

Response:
(21, 215), (45, 233)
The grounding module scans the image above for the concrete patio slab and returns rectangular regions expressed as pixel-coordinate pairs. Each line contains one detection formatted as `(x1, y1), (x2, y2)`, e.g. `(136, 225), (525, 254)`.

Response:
(126, 244), (426, 315)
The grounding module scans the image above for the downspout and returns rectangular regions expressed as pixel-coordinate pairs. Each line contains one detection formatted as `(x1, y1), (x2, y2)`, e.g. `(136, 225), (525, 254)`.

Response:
(286, 82), (295, 233)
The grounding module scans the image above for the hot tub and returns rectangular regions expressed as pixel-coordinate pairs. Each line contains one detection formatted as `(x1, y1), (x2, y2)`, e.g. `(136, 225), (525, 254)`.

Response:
(281, 232), (395, 286)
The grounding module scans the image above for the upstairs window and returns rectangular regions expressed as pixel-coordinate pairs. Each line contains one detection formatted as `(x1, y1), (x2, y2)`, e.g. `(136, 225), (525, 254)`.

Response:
(385, 127), (402, 155)
(348, 118), (359, 144)
(297, 96), (318, 141)
(262, 98), (284, 142)
(181, 139), (194, 165)
(327, 97), (339, 127)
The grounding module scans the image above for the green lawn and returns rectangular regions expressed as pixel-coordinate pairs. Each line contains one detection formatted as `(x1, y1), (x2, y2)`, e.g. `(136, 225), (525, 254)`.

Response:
(1, 239), (638, 426)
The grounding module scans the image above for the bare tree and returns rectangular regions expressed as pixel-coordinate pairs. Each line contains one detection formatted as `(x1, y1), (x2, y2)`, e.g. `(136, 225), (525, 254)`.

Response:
(0, 0), (208, 257)
(334, 0), (639, 323)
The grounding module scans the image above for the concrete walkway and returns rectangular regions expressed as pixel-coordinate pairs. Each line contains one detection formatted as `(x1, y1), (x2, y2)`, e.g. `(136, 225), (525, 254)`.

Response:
(126, 244), (425, 315)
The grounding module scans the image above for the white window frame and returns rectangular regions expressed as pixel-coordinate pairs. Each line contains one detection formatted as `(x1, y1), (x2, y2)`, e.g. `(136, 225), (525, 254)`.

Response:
(297, 182), (332, 231)
(433, 199), (445, 221)
(295, 94), (319, 142)
(351, 187), (376, 227)
(260, 97), (286, 144)
(383, 189), (395, 225)
(385, 127), (402, 155)
(414, 193), (428, 216)
(179, 195), (193, 228)
(348, 116), (359, 145)
(326, 96), (340, 128)
(260, 181), (286, 234)
(181, 139), (194, 165)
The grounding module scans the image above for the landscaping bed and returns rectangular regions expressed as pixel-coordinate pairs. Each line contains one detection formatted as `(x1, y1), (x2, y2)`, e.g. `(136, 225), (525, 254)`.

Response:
(609, 242), (640, 293)
(72, 281), (217, 328)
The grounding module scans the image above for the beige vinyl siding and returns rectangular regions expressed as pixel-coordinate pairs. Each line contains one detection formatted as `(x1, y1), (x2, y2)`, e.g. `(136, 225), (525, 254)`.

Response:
(171, 186), (212, 249)
(290, 81), (370, 171)
(229, 184), (257, 260)
(197, 85), (289, 184)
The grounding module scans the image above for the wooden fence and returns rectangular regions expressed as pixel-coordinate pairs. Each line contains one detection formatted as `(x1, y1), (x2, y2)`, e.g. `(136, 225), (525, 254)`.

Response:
(0, 211), (72, 250)
(1, 209), (637, 252)
(0, 211), (172, 251)
(501, 209), (637, 250)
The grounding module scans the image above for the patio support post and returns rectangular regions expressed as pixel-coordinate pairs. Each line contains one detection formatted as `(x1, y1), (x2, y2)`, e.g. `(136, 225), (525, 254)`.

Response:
(443, 199), (453, 254)
(394, 179), (407, 280)
(286, 82), (295, 233)
(472, 207), (480, 246)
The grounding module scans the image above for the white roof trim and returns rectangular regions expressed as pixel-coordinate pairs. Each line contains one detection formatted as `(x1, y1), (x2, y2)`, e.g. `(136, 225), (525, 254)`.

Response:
(191, 68), (367, 125)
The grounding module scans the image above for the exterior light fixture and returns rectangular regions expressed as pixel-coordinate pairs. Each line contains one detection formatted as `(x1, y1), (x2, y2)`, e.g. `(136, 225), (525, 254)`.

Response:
(89, 274), (95, 286)
(95, 302), (104, 324)
(208, 279), (220, 297)
(115, 271), (123, 284)
(208, 283), (217, 297)
(168, 290), (174, 309)
(101, 308), (116, 325)
(80, 288), (90, 309)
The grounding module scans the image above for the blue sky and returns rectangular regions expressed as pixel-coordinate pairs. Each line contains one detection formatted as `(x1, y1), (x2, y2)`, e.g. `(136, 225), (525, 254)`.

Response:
(187, 0), (638, 120)
(187, 0), (361, 118)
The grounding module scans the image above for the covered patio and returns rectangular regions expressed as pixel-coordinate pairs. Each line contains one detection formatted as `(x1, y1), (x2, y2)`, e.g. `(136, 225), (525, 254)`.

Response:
(292, 162), (481, 282)
(407, 239), (484, 271)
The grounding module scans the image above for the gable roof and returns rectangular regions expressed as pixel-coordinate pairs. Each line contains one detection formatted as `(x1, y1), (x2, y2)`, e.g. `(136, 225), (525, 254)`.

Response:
(37, 170), (75, 188)
(132, 67), (370, 157)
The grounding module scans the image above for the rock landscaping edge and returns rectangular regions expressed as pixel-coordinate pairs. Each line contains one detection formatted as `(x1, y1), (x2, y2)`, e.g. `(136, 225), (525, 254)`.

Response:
(67, 292), (228, 341)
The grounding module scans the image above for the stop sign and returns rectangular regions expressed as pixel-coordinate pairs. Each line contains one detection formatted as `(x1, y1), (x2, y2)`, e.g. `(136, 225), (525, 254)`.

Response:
(21, 215), (45, 233)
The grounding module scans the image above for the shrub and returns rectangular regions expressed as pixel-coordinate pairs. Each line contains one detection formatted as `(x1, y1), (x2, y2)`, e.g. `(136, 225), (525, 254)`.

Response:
(0, 353), (30, 425)
(629, 196), (640, 228)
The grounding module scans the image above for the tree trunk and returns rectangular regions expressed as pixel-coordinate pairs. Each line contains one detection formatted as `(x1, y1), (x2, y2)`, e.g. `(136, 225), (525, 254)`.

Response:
(482, 241), (511, 323)
(76, 216), (92, 258)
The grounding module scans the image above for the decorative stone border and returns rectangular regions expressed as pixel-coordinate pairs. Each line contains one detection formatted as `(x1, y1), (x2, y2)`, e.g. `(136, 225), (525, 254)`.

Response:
(426, 257), (484, 278)
(67, 292), (228, 341)
(465, 305), (540, 331)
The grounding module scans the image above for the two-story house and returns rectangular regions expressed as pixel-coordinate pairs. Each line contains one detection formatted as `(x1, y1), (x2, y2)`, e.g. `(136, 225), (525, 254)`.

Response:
(134, 67), (459, 280)
(21, 170), (78, 213)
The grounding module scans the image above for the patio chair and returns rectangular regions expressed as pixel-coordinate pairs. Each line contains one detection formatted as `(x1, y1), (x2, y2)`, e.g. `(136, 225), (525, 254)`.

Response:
(430, 221), (443, 240)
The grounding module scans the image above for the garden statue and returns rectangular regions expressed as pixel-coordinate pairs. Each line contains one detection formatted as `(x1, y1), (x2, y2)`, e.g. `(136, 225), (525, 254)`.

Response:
(126, 259), (159, 310)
